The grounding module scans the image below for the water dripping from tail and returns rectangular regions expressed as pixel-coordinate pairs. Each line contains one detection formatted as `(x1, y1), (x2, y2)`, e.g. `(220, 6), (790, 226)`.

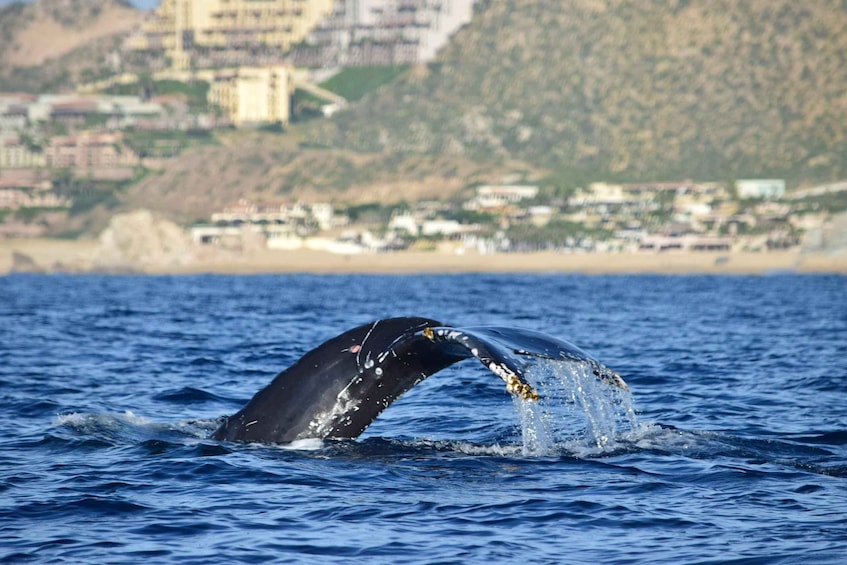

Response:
(512, 359), (639, 456)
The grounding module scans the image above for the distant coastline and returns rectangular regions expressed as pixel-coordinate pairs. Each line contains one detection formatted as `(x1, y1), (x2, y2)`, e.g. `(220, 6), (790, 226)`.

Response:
(2, 238), (845, 276)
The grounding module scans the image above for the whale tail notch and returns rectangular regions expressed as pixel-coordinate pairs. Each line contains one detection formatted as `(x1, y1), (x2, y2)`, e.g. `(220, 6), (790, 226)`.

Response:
(212, 317), (627, 444)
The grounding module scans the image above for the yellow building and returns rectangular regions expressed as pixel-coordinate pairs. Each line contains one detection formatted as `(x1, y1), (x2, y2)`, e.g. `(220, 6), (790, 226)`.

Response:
(129, 0), (335, 69)
(0, 136), (47, 169)
(209, 66), (293, 126)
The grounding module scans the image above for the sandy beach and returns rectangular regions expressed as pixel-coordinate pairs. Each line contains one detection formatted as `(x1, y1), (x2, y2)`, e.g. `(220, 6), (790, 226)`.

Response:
(2, 237), (846, 275)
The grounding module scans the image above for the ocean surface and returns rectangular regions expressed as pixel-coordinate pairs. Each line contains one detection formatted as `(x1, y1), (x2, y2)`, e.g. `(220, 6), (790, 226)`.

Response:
(1, 273), (845, 564)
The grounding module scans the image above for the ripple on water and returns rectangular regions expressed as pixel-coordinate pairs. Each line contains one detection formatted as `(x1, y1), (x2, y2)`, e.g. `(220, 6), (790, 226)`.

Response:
(1, 274), (846, 564)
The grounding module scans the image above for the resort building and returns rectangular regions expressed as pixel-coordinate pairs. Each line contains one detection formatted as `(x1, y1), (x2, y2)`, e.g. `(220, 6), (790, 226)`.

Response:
(44, 132), (140, 170)
(293, 0), (476, 66)
(208, 66), (294, 126)
(128, 0), (335, 69)
(0, 134), (46, 169)
(736, 179), (786, 200)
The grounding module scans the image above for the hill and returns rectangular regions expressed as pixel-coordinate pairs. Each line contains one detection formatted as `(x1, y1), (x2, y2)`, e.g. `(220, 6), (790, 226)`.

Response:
(116, 132), (536, 226)
(0, 0), (143, 91)
(301, 0), (847, 185)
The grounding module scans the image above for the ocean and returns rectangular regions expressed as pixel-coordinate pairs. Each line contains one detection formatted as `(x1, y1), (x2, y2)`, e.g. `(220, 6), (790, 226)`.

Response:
(1, 273), (845, 564)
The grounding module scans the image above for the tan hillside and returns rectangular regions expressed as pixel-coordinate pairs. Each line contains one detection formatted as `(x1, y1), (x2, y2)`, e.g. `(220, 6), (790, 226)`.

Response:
(302, 0), (847, 184)
(0, 0), (144, 91)
(118, 132), (540, 226)
(1, 0), (142, 69)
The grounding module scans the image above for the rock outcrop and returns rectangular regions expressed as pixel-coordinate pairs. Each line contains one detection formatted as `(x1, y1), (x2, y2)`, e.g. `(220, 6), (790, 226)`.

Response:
(94, 209), (197, 272)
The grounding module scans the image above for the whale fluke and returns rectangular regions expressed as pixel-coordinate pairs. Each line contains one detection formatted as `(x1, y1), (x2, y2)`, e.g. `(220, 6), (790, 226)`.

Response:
(211, 317), (627, 444)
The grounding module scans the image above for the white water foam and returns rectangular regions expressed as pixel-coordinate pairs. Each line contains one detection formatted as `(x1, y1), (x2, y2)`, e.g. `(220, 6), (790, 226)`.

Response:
(279, 438), (326, 451)
(513, 360), (640, 456)
(54, 411), (216, 442)
(55, 410), (152, 431)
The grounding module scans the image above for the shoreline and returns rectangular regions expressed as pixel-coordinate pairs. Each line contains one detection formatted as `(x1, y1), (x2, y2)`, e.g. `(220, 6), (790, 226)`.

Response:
(2, 238), (846, 275)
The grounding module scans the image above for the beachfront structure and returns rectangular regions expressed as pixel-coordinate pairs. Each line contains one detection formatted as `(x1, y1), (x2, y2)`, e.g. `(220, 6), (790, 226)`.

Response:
(736, 179), (786, 200)
(388, 212), (419, 235)
(209, 199), (334, 228)
(465, 185), (539, 211)
(208, 66), (294, 126)
(293, 0), (476, 67)
(128, 0), (335, 70)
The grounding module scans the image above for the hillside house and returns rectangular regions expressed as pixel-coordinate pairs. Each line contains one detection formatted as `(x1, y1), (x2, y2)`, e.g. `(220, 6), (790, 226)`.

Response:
(44, 132), (140, 170)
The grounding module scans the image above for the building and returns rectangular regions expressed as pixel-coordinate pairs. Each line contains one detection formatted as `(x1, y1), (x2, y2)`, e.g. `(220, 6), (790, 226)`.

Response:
(0, 104), (28, 132)
(293, 0), (476, 67)
(388, 211), (419, 235)
(0, 170), (67, 210)
(209, 66), (294, 126)
(465, 184), (539, 211)
(736, 179), (786, 200)
(0, 134), (46, 169)
(44, 132), (140, 170)
(129, 0), (335, 70)
(0, 188), (70, 210)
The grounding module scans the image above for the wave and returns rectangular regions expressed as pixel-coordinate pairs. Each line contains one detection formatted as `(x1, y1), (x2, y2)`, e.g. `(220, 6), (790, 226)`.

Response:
(54, 411), (220, 445)
(51, 351), (846, 481)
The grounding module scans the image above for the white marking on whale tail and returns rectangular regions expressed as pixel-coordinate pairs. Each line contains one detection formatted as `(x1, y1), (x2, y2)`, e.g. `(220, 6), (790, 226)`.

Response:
(306, 387), (361, 438)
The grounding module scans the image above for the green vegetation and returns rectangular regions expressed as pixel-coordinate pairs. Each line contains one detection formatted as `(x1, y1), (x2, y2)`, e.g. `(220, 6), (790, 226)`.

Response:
(792, 191), (847, 215)
(123, 128), (216, 158)
(105, 77), (210, 109)
(18, 132), (43, 153)
(258, 121), (285, 134)
(14, 206), (65, 222)
(49, 167), (149, 217)
(444, 208), (497, 225)
(343, 202), (409, 225)
(319, 66), (409, 102)
(84, 113), (111, 129)
(155, 79), (210, 109)
(0, 3), (28, 46)
(291, 89), (328, 123)
(506, 220), (612, 247)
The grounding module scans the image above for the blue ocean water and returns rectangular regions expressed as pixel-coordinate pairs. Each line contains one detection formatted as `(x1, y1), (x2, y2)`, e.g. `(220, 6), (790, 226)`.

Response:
(1, 273), (845, 564)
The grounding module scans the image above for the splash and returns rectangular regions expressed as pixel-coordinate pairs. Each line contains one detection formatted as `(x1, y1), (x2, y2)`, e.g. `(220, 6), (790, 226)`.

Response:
(513, 359), (639, 456)
(54, 411), (216, 443)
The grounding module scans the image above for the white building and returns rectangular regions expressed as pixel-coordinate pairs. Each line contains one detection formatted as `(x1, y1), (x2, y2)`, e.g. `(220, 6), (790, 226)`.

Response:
(310, 203), (335, 231)
(736, 179), (786, 200)
(388, 212), (419, 235)
(421, 219), (464, 237)
(296, 0), (476, 66)
(466, 184), (539, 211)
(209, 66), (294, 126)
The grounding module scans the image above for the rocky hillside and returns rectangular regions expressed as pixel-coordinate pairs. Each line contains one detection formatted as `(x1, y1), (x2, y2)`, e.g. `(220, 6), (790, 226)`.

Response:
(0, 0), (143, 91)
(302, 0), (847, 184)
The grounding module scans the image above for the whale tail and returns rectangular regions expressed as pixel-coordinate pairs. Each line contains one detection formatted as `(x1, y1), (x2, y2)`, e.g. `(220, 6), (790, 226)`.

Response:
(212, 317), (627, 444)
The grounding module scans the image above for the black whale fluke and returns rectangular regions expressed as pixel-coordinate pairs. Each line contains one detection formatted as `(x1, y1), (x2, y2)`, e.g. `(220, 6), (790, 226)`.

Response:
(211, 317), (627, 444)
